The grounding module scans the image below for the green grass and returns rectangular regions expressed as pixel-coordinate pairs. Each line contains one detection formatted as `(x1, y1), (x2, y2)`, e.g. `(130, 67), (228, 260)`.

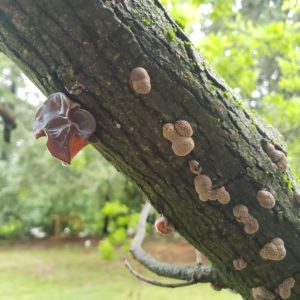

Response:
(0, 244), (242, 300)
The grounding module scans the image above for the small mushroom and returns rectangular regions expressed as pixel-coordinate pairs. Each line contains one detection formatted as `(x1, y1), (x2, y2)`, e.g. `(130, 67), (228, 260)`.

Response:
(194, 174), (230, 204)
(130, 67), (151, 95)
(189, 160), (202, 175)
(278, 277), (295, 299)
(252, 287), (275, 300)
(155, 215), (175, 234)
(174, 120), (193, 137)
(264, 143), (288, 171)
(232, 205), (259, 234)
(259, 238), (286, 261)
(232, 258), (247, 271)
(162, 121), (195, 156)
(256, 190), (276, 209)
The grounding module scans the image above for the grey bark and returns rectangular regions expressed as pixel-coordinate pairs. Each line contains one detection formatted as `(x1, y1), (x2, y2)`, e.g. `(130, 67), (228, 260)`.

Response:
(0, 0), (300, 299)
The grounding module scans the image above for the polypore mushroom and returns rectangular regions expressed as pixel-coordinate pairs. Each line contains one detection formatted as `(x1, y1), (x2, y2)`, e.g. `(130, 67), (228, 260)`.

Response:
(252, 287), (275, 300)
(194, 174), (230, 204)
(174, 120), (193, 137)
(259, 238), (286, 261)
(155, 215), (175, 234)
(278, 277), (295, 299)
(232, 205), (259, 234)
(33, 92), (96, 164)
(232, 258), (247, 271)
(189, 160), (202, 175)
(129, 67), (151, 95)
(264, 143), (288, 171)
(162, 121), (195, 156)
(256, 190), (276, 209)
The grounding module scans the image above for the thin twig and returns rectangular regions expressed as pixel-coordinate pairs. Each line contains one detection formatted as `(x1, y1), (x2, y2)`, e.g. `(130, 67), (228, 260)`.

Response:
(124, 259), (198, 288)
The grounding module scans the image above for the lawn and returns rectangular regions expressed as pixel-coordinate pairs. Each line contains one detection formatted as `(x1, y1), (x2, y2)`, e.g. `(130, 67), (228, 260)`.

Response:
(0, 240), (242, 300)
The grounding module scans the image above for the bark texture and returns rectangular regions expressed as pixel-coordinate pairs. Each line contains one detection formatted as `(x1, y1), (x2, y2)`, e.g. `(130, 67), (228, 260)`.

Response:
(1, 1), (300, 298)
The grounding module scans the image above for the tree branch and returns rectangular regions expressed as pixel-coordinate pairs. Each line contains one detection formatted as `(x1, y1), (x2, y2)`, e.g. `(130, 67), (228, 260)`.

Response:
(124, 259), (198, 288)
(127, 202), (227, 288)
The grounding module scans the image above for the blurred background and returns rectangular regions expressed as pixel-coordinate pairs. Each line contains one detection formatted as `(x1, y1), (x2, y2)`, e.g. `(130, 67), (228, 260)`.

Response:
(0, 0), (299, 299)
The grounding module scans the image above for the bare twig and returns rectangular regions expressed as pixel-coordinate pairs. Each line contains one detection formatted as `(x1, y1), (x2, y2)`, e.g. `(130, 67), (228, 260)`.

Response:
(124, 259), (198, 288)
(126, 202), (227, 289)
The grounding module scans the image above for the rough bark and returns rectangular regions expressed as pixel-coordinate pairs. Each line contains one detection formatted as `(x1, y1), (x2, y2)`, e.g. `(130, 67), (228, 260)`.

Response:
(0, 0), (300, 299)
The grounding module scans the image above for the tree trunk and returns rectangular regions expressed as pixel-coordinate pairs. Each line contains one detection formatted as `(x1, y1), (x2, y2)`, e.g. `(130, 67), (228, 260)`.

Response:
(0, 1), (299, 298)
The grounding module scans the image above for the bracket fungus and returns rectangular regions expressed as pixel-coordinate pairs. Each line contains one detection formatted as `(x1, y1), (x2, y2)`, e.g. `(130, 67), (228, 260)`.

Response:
(259, 238), (286, 261)
(162, 120), (195, 156)
(155, 215), (175, 234)
(264, 143), (288, 171)
(252, 287), (275, 300)
(232, 258), (247, 271)
(129, 67), (151, 95)
(278, 277), (295, 299)
(232, 205), (259, 234)
(194, 174), (230, 204)
(256, 190), (276, 209)
(33, 92), (96, 164)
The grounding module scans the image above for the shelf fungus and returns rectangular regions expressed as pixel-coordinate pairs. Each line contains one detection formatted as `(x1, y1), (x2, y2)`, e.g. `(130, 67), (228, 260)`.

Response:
(232, 205), (259, 234)
(163, 120), (195, 156)
(259, 238), (286, 261)
(33, 92), (96, 164)
(232, 258), (247, 271)
(130, 67), (151, 95)
(252, 287), (275, 300)
(278, 277), (295, 299)
(194, 174), (230, 204)
(256, 190), (276, 209)
(264, 143), (288, 171)
(155, 215), (175, 234)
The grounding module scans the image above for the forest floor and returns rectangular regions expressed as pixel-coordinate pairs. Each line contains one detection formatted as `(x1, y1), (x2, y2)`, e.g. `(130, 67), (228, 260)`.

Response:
(0, 237), (242, 300)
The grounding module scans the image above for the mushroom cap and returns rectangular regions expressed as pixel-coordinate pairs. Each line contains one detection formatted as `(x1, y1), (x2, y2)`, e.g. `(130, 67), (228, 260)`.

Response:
(189, 160), (202, 175)
(232, 205), (249, 220)
(172, 137), (194, 156)
(216, 187), (230, 204)
(278, 277), (295, 299)
(162, 123), (177, 142)
(194, 175), (212, 195)
(252, 287), (275, 300)
(130, 67), (151, 95)
(232, 258), (247, 271)
(244, 216), (259, 234)
(155, 216), (175, 234)
(174, 120), (193, 137)
(259, 238), (286, 261)
(256, 190), (276, 209)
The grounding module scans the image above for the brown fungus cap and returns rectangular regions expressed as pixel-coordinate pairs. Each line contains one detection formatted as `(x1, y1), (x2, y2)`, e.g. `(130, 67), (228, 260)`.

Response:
(232, 258), (247, 271)
(252, 287), (275, 300)
(174, 120), (193, 137)
(278, 277), (295, 299)
(130, 67), (151, 95)
(257, 190), (276, 209)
